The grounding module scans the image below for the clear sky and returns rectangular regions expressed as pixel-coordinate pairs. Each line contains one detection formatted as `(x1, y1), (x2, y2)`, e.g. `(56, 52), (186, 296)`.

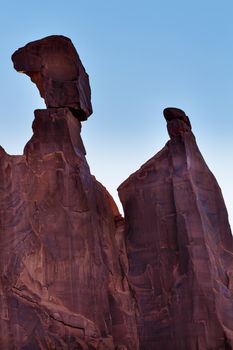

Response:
(1, 1), (233, 227)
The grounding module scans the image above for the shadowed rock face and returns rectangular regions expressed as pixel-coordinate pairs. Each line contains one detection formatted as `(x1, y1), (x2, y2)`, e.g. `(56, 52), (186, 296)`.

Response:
(118, 108), (233, 349)
(12, 35), (92, 121)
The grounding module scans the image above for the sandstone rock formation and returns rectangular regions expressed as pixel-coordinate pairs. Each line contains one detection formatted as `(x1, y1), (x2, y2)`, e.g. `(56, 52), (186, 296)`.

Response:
(0, 37), (138, 350)
(118, 108), (233, 349)
(12, 35), (92, 121)
(1, 35), (233, 350)
(0, 108), (138, 350)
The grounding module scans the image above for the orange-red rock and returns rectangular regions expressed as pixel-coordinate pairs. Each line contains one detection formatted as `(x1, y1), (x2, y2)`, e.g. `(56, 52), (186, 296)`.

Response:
(118, 108), (233, 349)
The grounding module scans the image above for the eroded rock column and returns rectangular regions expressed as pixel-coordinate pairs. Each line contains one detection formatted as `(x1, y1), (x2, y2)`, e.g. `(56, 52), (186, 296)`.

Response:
(0, 36), (139, 350)
(118, 108), (233, 350)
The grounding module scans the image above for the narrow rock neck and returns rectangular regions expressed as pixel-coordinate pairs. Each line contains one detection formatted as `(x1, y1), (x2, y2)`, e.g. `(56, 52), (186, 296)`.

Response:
(24, 107), (87, 165)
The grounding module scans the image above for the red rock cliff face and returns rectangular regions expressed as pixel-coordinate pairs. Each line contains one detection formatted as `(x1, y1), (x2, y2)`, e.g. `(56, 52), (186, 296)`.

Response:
(118, 108), (233, 349)
(1, 36), (233, 350)
(0, 36), (139, 350)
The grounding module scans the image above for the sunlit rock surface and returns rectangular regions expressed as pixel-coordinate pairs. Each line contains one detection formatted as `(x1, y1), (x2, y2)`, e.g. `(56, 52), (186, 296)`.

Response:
(118, 108), (233, 349)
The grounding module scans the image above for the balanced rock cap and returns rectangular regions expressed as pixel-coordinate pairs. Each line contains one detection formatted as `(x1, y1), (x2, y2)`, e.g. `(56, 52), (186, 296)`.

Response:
(163, 107), (192, 138)
(12, 35), (92, 121)
(163, 107), (191, 128)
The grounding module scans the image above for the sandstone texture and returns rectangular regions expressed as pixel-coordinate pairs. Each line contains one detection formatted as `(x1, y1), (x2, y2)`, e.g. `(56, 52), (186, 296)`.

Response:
(12, 35), (92, 121)
(0, 108), (138, 350)
(0, 37), (138, 349)
(1, 36), (233, 350)
(118, 108), (233, 349)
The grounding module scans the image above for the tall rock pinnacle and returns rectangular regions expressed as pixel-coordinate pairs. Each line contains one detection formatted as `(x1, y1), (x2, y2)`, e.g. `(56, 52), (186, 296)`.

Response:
(118, 108), (233, 349)
(0, 37), (139, 350)
(12, 35), (92, 121)
(1, 35), (233, 349)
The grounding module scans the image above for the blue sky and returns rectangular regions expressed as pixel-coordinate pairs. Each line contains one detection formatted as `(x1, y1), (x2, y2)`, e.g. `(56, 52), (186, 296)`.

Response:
(1, 1), (233, 227)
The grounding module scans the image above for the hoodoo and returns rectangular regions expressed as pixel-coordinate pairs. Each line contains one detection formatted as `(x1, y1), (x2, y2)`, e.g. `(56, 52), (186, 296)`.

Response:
(0, 36), (138, 350)
(0, 36), (233, 349)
